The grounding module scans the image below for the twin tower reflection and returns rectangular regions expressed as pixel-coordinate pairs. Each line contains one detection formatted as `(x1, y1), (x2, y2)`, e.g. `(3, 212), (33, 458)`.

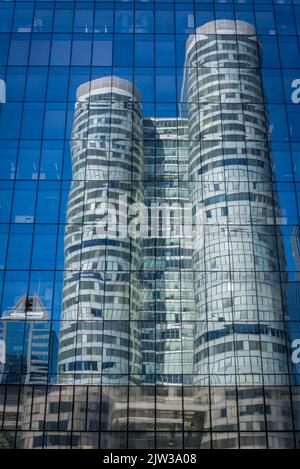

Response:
(61, 20), (291, 387)
(0, 20), (297, 449)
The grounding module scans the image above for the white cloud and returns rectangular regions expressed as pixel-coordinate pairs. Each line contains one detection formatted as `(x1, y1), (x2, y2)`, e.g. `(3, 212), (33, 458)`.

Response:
(0, 339), (5, 365)
(0, 79), (6, 104)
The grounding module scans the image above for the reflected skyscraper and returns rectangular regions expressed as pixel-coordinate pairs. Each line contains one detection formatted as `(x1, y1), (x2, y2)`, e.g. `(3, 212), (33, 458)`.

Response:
(142, 118), (195, 384)
(56, 19), (294, 449)
(182, 20), (290, 387)
(59, 76), (144, 384)
(60, 20), (290, 389)
(0, 294), (58, 384)
(181, 19), (292, 447)
(1, 0), (300, 450)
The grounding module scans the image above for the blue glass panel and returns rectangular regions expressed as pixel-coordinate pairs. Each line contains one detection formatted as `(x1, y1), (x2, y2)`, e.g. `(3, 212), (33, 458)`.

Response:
(0, 33), (10, 65)
(275, 5), (297, 35)
(255, 5), (276, 35)
(21, 103), (44, 139)
(195, 4), (214, 28)
(35, 182), (60, 223)
(0, 103), (23, 139)
(0, 141), (18, 180)
(155, 35), (176, 67)
(53, 3), (74, 32)
(156, 68), (177, 102)
(134, 35), (155, 67)
(28, 270), (55, 313)
(71, 35), (93, 66)
(11, 181), (37, 224)
(25, 68), (48, 101)
(43, 104), (67, 140)
(31, 224), (58, 270)
(95, 2), (114, 34)
(74, 2), (94, 33)
(113, 34), (133, 67)
(92, 36), (113, 66)
(292, 143), (300, 180)
(8, 34), (30, 66)
(155, 3), (175, 33)
(260, 36), (280, 67)
(0, 182), (13, 223)
(279, 36), (300, 68)
(134, 68), (155, 102)
(0, 225), (8, 270)
(277, 183), (299, 224)
(6, 68), (27, 102)
(33, 3), (54, 32)
(6, 224), (33, 270)
(47, 68), (69, 102)
(175, 3), (195, 34)
(16, 141), (41, 180)
(0, 3), (14, 33)
(40, 140), (64, 180)
(271, 142), (294, 182)
(13, 2), (34, 33)
(287, 104), (300, 140)
(29, 35), (51, 66)
(135, 3), (154, 33)
(115, 2), (134, 33)
(50, 34), (72, 66)
(1, 271), (30, 317)
(262, 68), (285, 103)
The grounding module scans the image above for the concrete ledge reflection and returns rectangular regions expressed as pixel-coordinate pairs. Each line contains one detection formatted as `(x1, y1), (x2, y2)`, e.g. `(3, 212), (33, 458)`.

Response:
(0, 384), (298, 449)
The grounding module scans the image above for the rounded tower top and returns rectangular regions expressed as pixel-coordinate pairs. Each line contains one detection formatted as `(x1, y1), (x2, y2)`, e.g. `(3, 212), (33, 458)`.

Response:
(76, 75), (141, 102)
(196, 19), (256, 35)
(186, 19), (257, 54)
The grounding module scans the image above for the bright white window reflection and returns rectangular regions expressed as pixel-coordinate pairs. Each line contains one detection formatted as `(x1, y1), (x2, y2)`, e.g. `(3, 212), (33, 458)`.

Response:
(0, 79), (6, 104)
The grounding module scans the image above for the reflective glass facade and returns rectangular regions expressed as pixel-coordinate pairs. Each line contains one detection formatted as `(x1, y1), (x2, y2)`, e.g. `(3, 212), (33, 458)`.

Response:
(1, 0), (300, 449)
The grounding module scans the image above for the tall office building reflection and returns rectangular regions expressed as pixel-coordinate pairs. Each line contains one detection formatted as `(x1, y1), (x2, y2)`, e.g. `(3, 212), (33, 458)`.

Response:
(182, 20), (291, 446)
(142, 118), (195, 384)
(60, 19), (290, 387)
(59, 77), (143, 384)
(183, 20), (290, 387)
(56, 19), (294, 447)
(0, 294), (58, 385)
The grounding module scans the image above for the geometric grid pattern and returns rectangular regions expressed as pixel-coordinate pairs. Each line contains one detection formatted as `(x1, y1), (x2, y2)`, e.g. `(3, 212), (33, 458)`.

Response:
(1, 0), (300, 449)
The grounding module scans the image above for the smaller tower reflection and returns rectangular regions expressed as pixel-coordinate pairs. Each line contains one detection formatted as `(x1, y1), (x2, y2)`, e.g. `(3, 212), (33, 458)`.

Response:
(0, 293), (58, 385)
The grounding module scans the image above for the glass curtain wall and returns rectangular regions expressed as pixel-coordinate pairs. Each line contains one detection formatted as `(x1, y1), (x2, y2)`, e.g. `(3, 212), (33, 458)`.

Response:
(0, 0), (300, 449)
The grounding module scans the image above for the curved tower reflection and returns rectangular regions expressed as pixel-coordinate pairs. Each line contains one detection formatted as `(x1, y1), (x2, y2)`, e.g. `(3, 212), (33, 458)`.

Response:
(181, 19), (293, 448)
(59, 76), (144, 384)
(183, 19), (290, 387)
(142, 118), (195, 384)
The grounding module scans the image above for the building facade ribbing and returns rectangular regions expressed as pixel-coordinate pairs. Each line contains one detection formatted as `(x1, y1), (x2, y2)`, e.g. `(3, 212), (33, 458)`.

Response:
(59, 76), (144, 384)
(183, 20), (290, 387)
(0, 2), (294, 447)
(59, 21), (291, 395)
